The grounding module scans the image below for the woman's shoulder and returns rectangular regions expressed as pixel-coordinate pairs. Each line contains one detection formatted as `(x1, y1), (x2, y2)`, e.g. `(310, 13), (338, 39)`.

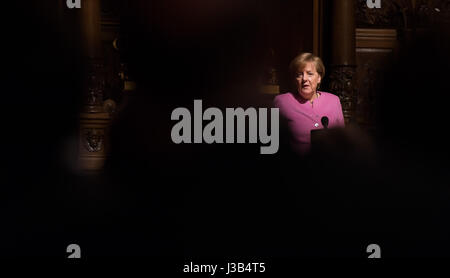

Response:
(319, 91), (341, 103)
(273, 92), (295, 107)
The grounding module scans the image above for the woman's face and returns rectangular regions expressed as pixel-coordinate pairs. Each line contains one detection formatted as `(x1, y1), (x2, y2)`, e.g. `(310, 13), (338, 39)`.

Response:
(295, 62), (321, 99)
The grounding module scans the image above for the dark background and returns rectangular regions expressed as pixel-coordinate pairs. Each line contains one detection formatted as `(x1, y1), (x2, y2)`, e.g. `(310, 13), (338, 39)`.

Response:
(2, 0), (450, 259)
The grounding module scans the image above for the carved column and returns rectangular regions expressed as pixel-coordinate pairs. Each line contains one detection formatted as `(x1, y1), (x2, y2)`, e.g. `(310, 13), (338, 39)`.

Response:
(328, 0), (357, 124)
(78, 0), (110, 170)
(80, 0), (104, 113)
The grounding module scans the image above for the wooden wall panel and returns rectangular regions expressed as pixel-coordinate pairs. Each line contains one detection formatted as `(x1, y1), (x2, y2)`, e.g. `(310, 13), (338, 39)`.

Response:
(355, 28), (398, 131)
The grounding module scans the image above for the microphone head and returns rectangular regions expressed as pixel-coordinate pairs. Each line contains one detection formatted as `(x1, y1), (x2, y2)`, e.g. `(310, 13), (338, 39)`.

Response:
(321, 116), (329, 129)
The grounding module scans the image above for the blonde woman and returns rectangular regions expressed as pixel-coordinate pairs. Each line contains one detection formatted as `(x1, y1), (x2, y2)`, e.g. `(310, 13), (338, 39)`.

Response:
(274, 53), (345, 154)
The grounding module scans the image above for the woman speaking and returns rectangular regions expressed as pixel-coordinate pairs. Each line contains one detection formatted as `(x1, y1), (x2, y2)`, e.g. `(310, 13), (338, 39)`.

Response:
(274, 53), (345, 155)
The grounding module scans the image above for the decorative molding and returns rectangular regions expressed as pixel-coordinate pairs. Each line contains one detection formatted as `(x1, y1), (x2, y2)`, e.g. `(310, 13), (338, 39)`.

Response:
(356, 28), (397, 48)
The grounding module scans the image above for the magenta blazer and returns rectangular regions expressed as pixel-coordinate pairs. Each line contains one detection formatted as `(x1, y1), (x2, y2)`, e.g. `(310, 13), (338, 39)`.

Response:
(274, 91), (345, 154)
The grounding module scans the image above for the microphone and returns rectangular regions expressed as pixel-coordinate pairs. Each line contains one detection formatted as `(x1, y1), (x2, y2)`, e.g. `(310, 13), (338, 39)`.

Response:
(321, 116), (329, 129)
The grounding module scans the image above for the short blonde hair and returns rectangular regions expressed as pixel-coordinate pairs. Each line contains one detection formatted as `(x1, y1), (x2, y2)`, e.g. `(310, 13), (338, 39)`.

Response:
(289, 52), (325, 79)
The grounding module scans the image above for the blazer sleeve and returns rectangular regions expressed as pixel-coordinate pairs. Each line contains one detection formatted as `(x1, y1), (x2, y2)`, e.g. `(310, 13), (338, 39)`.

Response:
(334, 97), (345, 127)
(273, 94), (287, 119)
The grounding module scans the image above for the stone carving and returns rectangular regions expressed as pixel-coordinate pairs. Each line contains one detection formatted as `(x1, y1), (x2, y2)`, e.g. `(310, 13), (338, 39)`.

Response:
(84, 129), (104, 152)
(328, 66), (357, 123)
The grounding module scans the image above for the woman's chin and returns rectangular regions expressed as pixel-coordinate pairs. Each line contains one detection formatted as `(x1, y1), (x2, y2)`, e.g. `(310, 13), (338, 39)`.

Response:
(300, 90), (313, 97)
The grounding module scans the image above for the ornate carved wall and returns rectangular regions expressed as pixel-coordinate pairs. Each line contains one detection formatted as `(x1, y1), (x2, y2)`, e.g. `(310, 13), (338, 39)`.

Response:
(354, 0), (450, 131)
(356, 0), (450, 28)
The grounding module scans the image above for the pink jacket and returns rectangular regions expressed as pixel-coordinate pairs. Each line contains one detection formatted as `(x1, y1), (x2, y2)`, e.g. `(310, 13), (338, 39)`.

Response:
(274, 91), (345, 154)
